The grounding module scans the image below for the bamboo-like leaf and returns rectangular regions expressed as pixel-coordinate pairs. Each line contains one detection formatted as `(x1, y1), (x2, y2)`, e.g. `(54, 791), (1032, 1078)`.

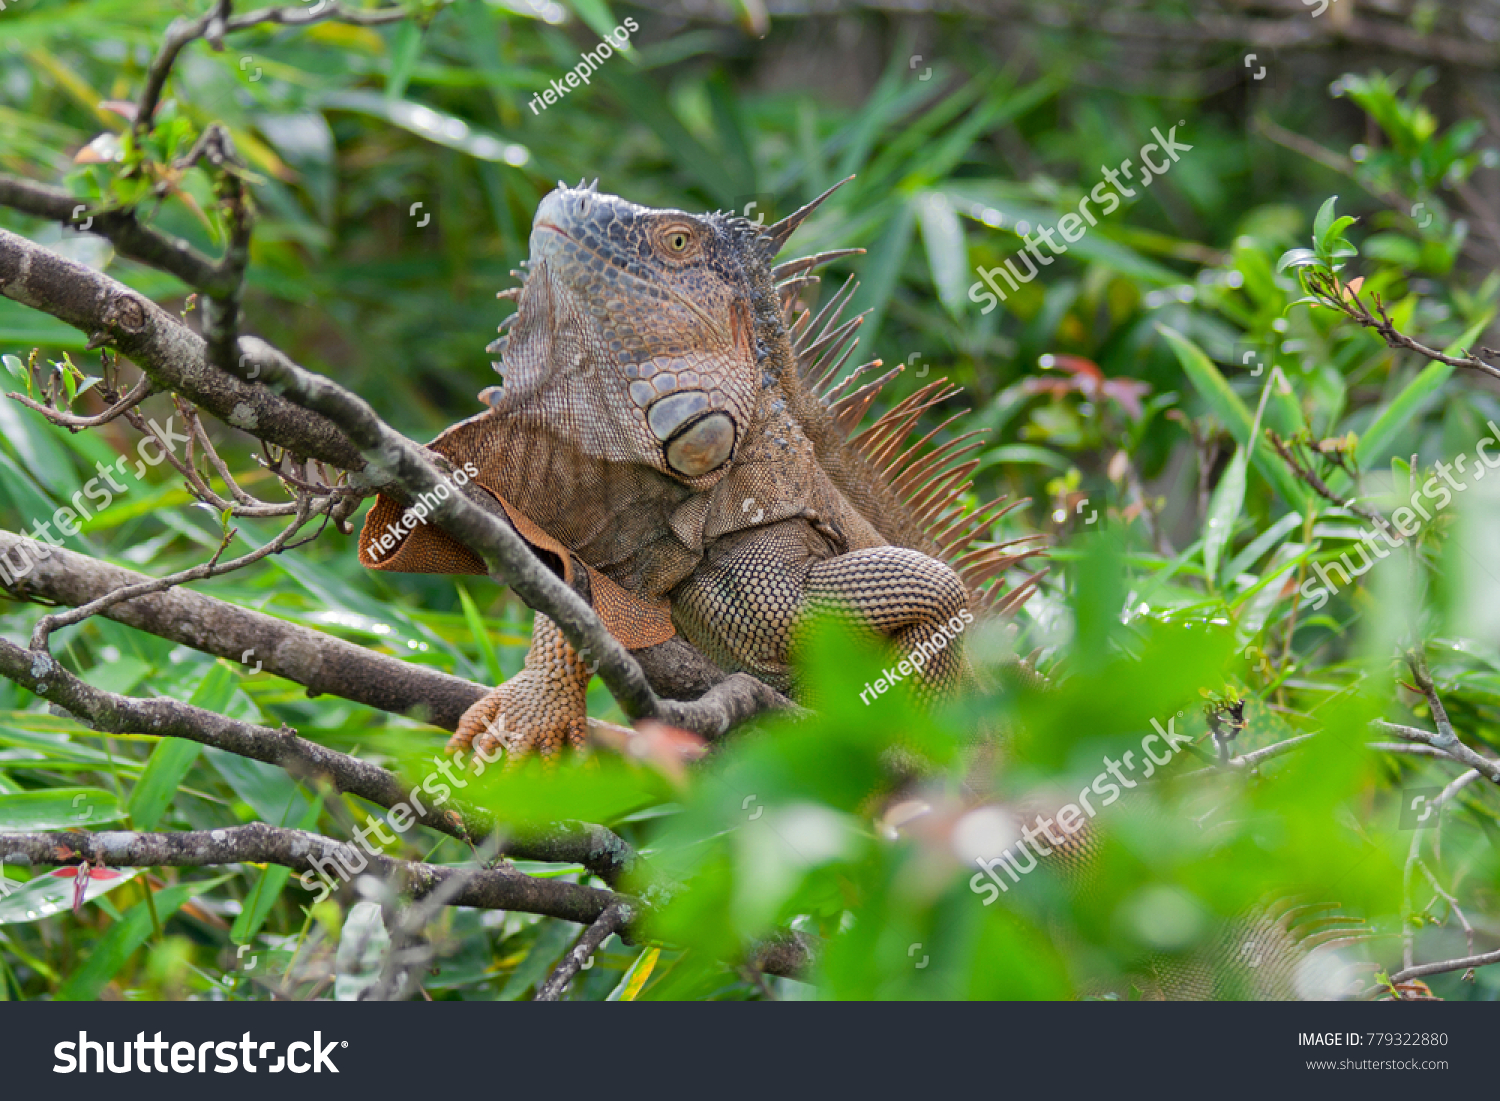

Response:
(126, 663), (235, 830)
(456, 582), (504, 684)
(915, 190), (968, 318)
(1203, 374), (1277, 586)
(1159, 326), (1310, 511)
(55, 876), (230, 1001)
(232, 795), (323, 945)
(0, 787), (125, 830)
(608, 945), (660, 1001)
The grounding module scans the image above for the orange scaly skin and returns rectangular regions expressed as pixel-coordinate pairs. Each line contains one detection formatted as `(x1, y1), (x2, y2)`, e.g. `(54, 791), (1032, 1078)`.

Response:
(358, 179), (1044, 759)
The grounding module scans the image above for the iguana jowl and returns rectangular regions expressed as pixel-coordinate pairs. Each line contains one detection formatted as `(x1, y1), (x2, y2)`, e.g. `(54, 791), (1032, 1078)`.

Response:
(358, 179), (1043, 757)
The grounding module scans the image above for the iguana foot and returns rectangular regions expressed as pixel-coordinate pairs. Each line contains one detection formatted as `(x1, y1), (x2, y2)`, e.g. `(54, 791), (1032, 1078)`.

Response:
(447, 614), (592, 761)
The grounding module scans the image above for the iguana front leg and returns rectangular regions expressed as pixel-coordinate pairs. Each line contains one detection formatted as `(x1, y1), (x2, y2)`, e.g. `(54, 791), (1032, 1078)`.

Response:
(674, 527), (971, 702)
(801, 546), (972, 701)
(450, 614), (592, 760)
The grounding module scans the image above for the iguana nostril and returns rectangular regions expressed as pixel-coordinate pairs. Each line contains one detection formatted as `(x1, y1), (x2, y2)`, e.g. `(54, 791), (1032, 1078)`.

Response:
(646, 389), (710, 439)
(665, 412), (735, 476)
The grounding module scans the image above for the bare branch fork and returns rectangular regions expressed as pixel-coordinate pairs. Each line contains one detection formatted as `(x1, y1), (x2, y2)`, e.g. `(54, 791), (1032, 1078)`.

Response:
(536, 903), (630, 1001)
(1307, 270), (1500, 383)
(1372, 650), (1500, 787)
(0, 632), (635, 883)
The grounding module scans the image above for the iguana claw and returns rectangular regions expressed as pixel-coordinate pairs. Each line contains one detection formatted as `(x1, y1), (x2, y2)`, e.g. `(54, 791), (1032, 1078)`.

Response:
(449, 614), (592, 762)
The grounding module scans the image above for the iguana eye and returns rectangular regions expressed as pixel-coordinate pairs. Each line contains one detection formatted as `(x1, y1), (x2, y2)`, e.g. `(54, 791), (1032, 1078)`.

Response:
(657, 224), (697, 258)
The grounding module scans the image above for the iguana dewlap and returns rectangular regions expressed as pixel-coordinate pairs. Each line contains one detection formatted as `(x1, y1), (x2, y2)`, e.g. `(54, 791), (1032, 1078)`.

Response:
(358, 179), (1043, 758)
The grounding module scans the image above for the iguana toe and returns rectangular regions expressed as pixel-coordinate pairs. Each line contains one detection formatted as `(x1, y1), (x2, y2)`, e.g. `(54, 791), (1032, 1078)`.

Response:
(450, 615), (593, 763)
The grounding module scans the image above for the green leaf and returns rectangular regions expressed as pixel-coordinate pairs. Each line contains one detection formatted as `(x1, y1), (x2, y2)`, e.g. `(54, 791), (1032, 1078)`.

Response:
(1203, 376), (1276, 586)
(0, 787), (125, 830)
(127, 663), (237, 830)
(567, 0), (627, 50)
(1158, 326), (1310, 511)
(127, 739), (200, 831)
(55, 876), (230, 1001)
(1312, 195), (1340, 245)
(231, 795), (323, 945)
(1275, 247), (1319, 273)
(914, 189), (968, 318)
(385, 22), (423, 102)
(456, 582), (504, 685)
(607, 945), (660, 1001)
(1, 354), (26, 384)
(848, 194), (916, 362)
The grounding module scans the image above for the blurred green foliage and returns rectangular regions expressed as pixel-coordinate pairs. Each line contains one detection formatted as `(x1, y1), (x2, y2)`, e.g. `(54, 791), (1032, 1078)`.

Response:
(0, 0), (1497, 1001)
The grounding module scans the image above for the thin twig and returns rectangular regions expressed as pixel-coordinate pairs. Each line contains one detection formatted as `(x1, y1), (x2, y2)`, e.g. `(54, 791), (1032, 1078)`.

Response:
(1308, 272), (1500, 383)
(536, 903), (630, 1001)
(7, 374), (156, 430)
(1387, 945), (1500, 985)
(1416, 859), (1476, 960)
(28, 498), (312, 652)
(1180, 731), (1316, 777)
(1375, 722), (1500, 785)
(1400, 768), (1484, 973)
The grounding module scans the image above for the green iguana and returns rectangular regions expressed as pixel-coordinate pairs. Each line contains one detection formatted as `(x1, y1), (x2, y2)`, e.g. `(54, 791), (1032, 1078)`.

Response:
(356, 178), (1043, 757)
(354, 181), (1374, 999)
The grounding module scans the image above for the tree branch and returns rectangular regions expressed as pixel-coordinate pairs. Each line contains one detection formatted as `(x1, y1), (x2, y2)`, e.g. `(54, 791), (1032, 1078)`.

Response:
(0, 824), (623, 927)
(1374, 722), (1500, 785)
(0, 175), (226, 292)
(0, 228), (366, 470)
(1387, 945), (1500, 985)
(536, 902), (629, 1001)
(0, 530), (487, 729)
(0, 632), (640, 884)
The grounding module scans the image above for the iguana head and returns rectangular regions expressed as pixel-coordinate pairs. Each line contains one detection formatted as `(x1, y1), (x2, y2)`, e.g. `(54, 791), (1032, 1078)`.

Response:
(491, 182), (777, 486)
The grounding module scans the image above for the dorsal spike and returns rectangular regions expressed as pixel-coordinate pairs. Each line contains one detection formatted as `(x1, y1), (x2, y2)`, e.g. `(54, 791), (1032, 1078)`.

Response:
(830, 364), (904, 434)
(762, 176), (856, 254)
(798, 311), (868, 373)
(795, 279), (860, 356)
(878, 414), (968, 478)
(777, 276), (820, 320)
(822, 358), (886, 404)
(808, 341), (862, 399)
(890, 435), (985, 498)
(990, 567), (1047, 616)
(772, 249), (865, 282)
